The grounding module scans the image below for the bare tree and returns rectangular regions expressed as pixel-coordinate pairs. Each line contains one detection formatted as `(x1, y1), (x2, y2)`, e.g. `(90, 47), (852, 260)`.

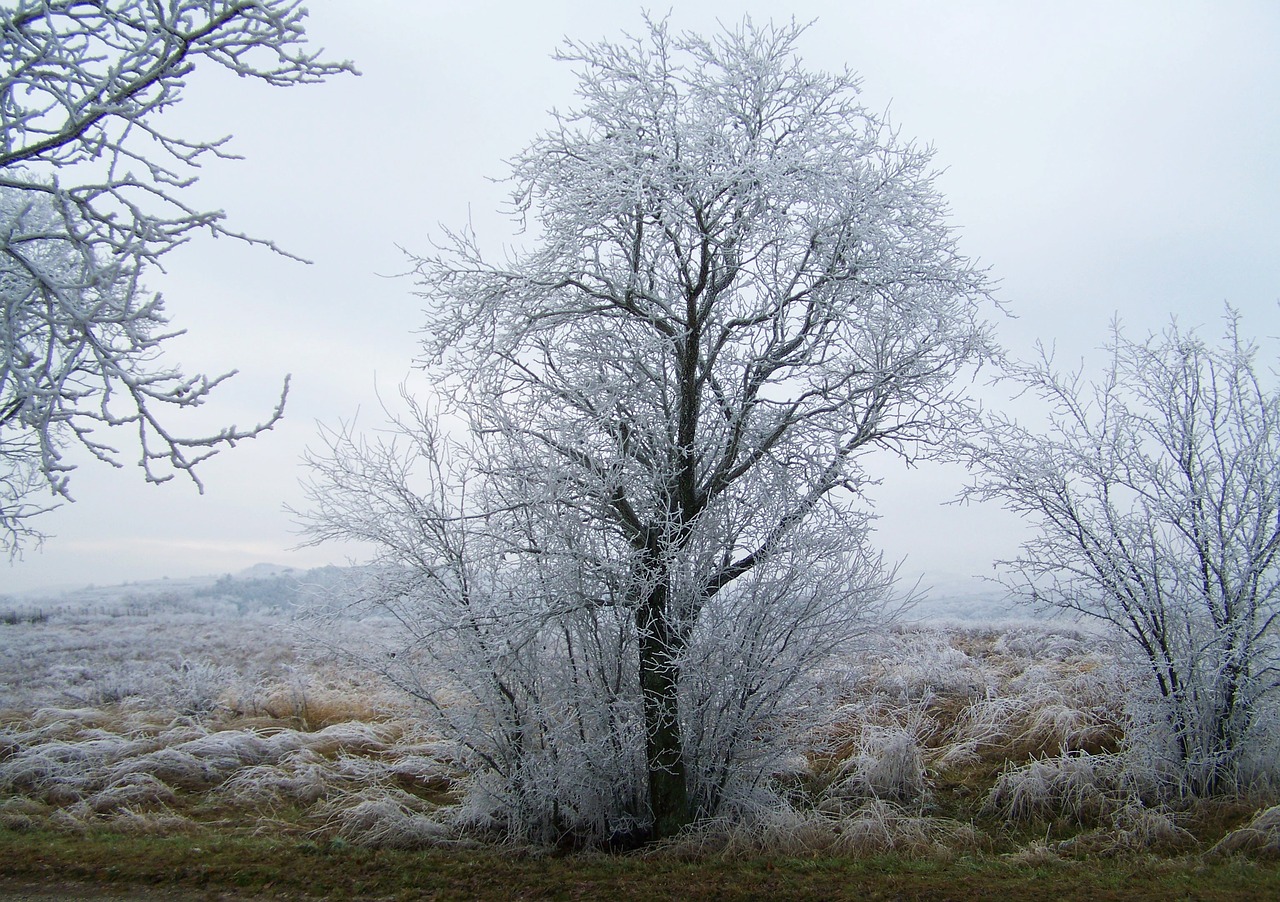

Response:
(963, 310), (1280, 795)
(302, 17), (994, 844)
(0, 0), (354, 553)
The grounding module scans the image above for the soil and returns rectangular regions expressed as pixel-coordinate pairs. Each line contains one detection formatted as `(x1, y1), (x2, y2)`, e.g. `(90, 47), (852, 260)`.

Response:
(0, 880), (269, 901)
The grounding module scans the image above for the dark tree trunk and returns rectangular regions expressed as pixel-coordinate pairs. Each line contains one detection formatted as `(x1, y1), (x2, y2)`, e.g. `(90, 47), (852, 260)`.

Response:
(636, 585), (691, 840)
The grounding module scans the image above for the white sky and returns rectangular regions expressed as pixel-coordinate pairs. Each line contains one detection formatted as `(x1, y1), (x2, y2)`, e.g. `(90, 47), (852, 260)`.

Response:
(6, 0), (1280, 595)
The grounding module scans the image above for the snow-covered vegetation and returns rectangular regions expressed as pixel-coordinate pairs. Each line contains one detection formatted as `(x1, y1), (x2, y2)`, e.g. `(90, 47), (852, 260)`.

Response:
(299, 16), (996, 845)
(3, 572), (1276, 860)
(964, 311), (1280, 798)
(0, 1), (354, 554)
(1, 6), (1275, 871)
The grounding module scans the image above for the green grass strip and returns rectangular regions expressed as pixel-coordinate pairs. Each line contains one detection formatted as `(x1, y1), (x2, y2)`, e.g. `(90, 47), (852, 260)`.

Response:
(3, 828), (1280, 901)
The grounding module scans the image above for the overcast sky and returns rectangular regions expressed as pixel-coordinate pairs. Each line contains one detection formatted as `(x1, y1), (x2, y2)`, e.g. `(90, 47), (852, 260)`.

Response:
(6, 0), (1279, 596)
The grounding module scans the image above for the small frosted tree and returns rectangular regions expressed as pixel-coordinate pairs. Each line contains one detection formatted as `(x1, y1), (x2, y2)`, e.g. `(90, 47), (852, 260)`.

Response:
(964, 310), (1280, 795)
(0, 0), (354, 553)
(302, 17), (994, 844)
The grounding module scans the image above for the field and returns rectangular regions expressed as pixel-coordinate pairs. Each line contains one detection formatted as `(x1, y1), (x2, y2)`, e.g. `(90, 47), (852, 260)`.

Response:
(2, 569), (1278, 899)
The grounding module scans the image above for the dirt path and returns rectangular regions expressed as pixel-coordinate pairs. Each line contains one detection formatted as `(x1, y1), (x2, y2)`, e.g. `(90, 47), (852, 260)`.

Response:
(0, 880), (273, 901)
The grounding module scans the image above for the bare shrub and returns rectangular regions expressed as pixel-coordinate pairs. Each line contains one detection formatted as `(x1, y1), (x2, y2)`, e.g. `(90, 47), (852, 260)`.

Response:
(965, 312), (1280, 795)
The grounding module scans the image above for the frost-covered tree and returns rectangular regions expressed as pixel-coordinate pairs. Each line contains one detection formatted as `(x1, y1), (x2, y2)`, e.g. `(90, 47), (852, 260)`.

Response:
(0, 0), (354, 553)
(302, 18), (994, 845)
(964, 310), (1280, 795)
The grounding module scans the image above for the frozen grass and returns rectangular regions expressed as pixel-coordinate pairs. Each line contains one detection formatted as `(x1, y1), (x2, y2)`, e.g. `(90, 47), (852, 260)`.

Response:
(1056, 802), (1198, 857)
(317, 784), (457, 849)
(982, 751), (1128, 824)
(1, 602), (1276, 860)
(1208, 805), (1280, 860)
(814, 625), (1125, 800)
(0, 584), (400, 716)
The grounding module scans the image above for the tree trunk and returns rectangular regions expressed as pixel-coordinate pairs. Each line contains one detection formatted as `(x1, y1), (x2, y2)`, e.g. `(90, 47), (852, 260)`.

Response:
(636, 590), (691, 840)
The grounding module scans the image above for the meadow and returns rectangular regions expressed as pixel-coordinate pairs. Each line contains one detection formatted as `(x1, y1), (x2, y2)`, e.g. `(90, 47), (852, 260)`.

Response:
(2, 569), (1278, 899)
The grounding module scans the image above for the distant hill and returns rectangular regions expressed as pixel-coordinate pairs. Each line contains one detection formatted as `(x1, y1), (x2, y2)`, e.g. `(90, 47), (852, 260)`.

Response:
(902, 571), (1012, 622)
(4, 563), (1033, 623)
(1, 563), (350, 618)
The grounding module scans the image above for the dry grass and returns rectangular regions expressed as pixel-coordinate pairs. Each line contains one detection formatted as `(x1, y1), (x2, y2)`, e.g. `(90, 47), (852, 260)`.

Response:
(1209, 805), (1280, 860)
(651, 801), (988, 861)
(982, 752), (1127, 825)
(2, 607), (1276, 864)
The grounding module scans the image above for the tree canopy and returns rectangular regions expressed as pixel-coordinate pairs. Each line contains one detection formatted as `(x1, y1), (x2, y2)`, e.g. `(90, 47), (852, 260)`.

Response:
(0, 0), (354, 553)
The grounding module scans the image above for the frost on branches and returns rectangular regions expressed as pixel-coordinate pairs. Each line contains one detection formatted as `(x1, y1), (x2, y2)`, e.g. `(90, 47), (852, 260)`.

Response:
(0, 0), (354, 553)
(965, 309), (1280, 796)
(301, 19), (995, 846)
